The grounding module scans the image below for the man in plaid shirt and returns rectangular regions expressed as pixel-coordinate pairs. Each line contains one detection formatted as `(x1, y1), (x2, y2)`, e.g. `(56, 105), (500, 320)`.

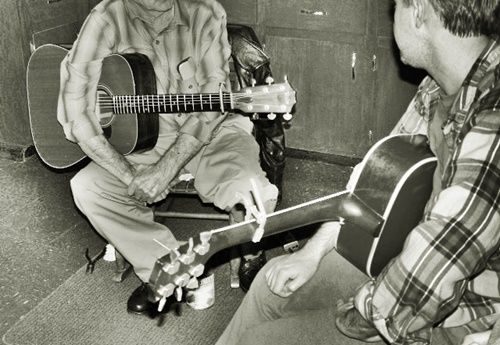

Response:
(215, 0), (500, 344)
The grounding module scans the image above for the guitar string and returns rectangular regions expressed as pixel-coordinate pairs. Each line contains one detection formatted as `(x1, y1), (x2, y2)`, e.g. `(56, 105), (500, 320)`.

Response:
(96, 92), (284, 112)
(96, 93), (274, 105)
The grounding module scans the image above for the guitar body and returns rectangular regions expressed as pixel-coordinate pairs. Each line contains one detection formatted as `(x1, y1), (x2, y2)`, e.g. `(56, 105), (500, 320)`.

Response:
(338, 134), (437, 276)
(26, 44), (158, 169)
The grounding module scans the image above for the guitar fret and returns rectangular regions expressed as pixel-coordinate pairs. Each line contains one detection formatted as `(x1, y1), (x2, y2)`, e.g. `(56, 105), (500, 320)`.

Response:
(169, 94), (173, 112)
(209, 94), (212, 110)
(191, 94), (195, 111)
(183, 94), (187, 112)
(176, 94), (179, 111)
(199, 94), (203, 111)
(119, 96), (122, 114)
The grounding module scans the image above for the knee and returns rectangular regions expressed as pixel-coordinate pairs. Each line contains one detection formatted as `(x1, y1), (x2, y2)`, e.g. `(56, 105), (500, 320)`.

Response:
(70, 170), (97, 208)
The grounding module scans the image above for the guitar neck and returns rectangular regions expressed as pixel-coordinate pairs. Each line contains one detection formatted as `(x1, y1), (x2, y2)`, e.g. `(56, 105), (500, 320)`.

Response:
(109, 92), (233, 114)
(205, 191), (382, 257)
(149, 190), (383, 302)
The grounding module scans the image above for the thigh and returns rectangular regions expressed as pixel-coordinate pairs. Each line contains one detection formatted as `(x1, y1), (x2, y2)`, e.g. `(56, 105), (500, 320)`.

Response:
(191, 126), (278, 210)
(284, 249), (369, 312)
(238, 306), (384, 345)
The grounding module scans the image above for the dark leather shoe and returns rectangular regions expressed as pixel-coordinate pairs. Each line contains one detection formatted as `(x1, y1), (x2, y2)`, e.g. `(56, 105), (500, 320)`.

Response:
(335, 300), (382, 342)
(127, 283), (158, 315)
(238, 251), (267, 292)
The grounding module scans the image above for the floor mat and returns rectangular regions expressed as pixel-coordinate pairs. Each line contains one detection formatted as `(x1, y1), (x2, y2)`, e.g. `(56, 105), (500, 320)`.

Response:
(3, 259), (245, 345)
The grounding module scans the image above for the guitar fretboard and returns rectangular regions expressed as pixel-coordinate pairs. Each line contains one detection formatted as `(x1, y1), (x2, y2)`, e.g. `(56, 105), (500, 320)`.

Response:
(104, 93), (234, 114)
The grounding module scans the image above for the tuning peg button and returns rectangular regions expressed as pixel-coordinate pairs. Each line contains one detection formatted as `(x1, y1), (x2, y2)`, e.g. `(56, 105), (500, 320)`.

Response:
(267, 113), (276, 120)
(186, 277), (199, 289)
(265, 76), (274, 85)
(157, 283), (175, 298)
(179, 253), (195, 265)
(189, 264), (205, 277)
(194, 243), (209, 256)
(283, 113), (293, 121)
(174, 273), (190, 287)
(163, 261), (180, 275)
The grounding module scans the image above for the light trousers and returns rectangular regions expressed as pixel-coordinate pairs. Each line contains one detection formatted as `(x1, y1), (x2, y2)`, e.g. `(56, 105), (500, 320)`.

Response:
(215, 248), (468, 345)
(70, 126), (278, 282)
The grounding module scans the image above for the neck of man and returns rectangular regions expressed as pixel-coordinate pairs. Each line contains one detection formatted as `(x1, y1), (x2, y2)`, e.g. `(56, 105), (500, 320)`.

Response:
(427, 31), (490, 95)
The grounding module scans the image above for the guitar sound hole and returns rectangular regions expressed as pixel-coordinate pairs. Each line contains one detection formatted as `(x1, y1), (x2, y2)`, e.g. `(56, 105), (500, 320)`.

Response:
(97, 86), (115, 128)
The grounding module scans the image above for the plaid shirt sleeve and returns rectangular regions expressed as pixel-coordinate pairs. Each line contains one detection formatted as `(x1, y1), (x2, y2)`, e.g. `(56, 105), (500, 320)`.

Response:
(355, 93), (500, 344)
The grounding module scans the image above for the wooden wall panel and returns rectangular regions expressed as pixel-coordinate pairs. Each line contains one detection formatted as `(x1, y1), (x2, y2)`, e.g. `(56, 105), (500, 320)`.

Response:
(0, 1), (32, 147)
(0, 0), (90, 150)
(265, 0), (367, 34)
(218, 0), (258, 25)
(266, 36), (370, 157)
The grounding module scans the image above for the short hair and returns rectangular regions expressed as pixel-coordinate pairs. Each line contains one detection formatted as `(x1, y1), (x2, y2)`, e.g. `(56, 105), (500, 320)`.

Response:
(401, 0), (500, 37)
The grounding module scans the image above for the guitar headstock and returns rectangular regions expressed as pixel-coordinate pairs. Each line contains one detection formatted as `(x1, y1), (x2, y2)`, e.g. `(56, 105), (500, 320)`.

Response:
(148, 232), (214, 306)
(233, 77), (296, 120)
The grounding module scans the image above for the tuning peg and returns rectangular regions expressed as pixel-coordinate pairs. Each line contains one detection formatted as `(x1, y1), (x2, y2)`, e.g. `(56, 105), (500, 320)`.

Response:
(265, 76), (274, 85)
(251, 113), (259, 120)
(186, 277), (199, 289)
(199, 231), (212, 244)
(174, 273), (190, 287)
(283, 113), (293, 121)
(193, 243), (209, 255)
(157, 283), (175, 298)
(175, 286), (183, 302)
(251, 78), (256, 87)
(188, 264), (205, 277)
(179, 238), (195, 264)
(267, 113), (276, 120)
(163, 261), (180, 275)
(158, 296), (167, 312)
(284, 75), (288, 82)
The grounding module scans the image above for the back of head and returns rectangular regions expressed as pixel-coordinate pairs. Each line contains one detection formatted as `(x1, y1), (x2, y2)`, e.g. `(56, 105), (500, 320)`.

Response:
(402, 0), (500, 37)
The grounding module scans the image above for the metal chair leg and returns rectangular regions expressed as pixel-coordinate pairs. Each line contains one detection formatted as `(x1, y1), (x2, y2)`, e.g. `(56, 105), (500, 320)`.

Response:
(112, 250), (132, 283)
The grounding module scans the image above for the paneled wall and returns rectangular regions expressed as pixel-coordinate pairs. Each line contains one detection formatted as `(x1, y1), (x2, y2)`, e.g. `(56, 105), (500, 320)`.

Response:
(220, 0), (422, 159)
(0, 0), (90, 152)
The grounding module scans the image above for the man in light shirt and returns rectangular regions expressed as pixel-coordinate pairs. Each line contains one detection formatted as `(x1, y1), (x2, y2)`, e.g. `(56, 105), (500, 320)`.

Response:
(59, 0), (278, 315)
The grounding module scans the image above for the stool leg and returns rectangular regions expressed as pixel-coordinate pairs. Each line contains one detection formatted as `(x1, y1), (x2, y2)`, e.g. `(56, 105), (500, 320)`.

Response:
(112, 250), (132, 283)
(229, 207), (245, 289)
(229, 247), (241, 289)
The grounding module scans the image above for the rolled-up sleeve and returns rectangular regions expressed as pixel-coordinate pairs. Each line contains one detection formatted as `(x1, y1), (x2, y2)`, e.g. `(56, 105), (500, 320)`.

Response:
(57, 12), (112, 143)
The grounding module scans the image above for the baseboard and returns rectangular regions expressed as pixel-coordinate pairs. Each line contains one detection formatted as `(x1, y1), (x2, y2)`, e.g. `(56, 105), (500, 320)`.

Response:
(0, 142), (36, 162)
(285, 147), (361, 167)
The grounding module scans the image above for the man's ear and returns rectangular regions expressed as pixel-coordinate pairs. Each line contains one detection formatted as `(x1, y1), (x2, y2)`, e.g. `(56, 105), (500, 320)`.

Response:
(411, 0), (426, 28)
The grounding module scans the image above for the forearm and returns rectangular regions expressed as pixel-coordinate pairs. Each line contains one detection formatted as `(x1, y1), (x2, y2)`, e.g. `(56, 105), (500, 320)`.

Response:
(79, 134), (135, 185)
(154, 133), (204, 185)
(300, 222), (341, 264)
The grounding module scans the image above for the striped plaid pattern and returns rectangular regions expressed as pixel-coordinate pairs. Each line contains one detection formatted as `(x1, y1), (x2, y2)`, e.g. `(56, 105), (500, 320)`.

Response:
(57, 0), (233, 144)
(356, 39), (500, 344)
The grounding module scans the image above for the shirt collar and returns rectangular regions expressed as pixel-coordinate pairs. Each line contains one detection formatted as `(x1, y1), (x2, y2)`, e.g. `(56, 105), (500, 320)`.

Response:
(124, 0), (188, 32)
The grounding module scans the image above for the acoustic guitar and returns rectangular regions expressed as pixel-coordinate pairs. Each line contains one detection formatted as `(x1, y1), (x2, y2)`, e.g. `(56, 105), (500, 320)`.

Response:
(148, 134), (437, 306)
(26, 44), (296, 169)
